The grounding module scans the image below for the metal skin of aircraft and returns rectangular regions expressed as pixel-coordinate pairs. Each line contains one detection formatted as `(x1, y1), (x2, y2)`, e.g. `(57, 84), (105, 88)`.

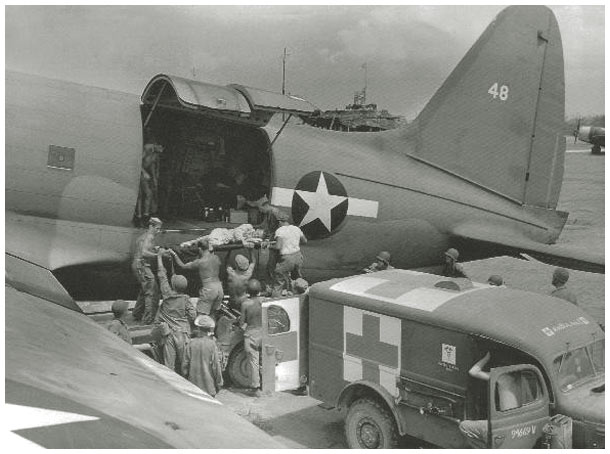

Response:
(5, 255), (282, 448)
(5, 5), (603, 285)
(4, 5), (603, 448)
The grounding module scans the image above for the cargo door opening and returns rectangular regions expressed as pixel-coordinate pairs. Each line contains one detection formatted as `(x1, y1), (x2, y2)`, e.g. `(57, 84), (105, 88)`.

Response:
(135, 107), (272, 230)
(137, 74), (316, 231)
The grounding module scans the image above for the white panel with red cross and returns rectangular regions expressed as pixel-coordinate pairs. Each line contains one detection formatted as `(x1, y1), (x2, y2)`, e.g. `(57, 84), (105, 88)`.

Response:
(343, 306), (401, 397)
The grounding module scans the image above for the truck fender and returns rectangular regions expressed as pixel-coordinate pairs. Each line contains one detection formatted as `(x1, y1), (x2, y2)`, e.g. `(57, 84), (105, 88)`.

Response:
(336, 380), (406, 436)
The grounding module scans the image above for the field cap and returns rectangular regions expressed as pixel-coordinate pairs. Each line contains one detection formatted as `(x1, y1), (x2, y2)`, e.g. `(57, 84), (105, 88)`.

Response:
(149, 217), (163, 227)
(194, 314), (215, 330)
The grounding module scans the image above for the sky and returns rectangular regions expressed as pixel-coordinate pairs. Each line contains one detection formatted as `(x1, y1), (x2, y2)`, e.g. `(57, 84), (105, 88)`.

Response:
(5, 4), (605, 120)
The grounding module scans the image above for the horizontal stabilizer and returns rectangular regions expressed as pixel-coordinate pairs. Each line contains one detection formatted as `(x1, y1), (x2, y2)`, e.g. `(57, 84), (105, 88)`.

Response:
(452, 224), (604, 274)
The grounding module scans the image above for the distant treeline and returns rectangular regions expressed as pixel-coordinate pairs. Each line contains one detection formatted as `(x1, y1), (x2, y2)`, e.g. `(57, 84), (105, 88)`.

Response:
(564, 115), (605, 134)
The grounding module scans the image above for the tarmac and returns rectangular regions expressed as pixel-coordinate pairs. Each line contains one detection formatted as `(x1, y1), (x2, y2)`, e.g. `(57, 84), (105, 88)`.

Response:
(216, 386), (431, 448)
(216, 387), (346, 448)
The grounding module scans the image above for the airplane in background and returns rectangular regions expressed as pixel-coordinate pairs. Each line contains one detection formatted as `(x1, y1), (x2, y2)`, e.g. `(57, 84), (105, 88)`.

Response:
(4, 5), (605, 446)
(573, 119), (605, 154)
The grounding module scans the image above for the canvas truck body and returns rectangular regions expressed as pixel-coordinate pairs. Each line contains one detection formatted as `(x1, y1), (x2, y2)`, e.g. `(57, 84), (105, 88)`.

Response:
(259, 269), (604, 449)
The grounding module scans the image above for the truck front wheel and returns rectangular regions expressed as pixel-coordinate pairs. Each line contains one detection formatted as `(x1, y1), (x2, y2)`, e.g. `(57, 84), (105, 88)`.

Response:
(226, 343), (253, 388)
(345, 397), (399, 449)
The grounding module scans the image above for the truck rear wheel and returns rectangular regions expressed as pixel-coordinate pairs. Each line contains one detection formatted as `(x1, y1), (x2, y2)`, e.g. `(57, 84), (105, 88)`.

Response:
(226, 343), (252, 388)
(345, 397), (399, 449)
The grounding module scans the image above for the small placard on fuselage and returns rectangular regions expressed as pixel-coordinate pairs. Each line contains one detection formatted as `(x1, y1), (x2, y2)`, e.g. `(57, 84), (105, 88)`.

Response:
(47, 145), (75, 170)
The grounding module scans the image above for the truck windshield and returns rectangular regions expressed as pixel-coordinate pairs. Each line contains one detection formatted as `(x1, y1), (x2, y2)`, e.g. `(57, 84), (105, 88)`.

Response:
(553, 339), (605, 392)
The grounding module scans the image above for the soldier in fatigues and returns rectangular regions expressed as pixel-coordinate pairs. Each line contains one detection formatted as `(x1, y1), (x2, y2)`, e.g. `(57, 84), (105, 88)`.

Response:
(239, 279), (264, 396)
(155, 251), (197, 376)
(550, 268), (578, 305)
(132, 217), (162, 324)
(107, 300), (132, 344)
(183, 315), (224, 397)
(442, 248), (469, 279)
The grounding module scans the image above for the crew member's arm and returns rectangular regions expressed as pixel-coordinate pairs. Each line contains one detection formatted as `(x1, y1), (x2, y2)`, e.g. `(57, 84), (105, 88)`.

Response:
(157, 253), (172, 299)
(273, 233), (284, 251)
(169, 249), (199, 270)
(185, 299), (197, 324)
(212, 342), (224, 390)
(455, 263), (469, 279)
(182, 344), (191, 378)
(239, 302), (249, 330)
(469, 351), (491, 381)
(299, 230), (307, 245)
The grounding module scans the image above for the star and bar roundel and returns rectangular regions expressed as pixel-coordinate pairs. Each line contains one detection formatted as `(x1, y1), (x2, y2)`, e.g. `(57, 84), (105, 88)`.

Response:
(292, 171), (349, 238)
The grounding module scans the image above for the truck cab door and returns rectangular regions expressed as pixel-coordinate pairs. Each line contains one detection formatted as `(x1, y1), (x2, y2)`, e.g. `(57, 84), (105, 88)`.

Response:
(488, 364), (550, 449)
(261, 295), (306, 392)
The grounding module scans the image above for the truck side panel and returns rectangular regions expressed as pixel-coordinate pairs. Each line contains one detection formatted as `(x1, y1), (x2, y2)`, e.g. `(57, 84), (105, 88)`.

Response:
(401, 320), (472, 394)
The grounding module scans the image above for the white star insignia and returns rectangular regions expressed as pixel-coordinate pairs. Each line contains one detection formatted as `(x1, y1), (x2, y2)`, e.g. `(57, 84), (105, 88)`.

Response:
(295, 172), (347, 231)
(6, 403), (99, 431)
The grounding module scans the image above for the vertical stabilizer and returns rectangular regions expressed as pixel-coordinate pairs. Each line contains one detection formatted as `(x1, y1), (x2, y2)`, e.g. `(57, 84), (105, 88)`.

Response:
(406, 6), (565, 208)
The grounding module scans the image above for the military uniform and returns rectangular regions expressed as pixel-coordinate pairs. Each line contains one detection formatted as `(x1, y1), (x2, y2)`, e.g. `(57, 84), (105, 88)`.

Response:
(155, 266), (197, 375)
(551, 285), (578, 305)
(107, 318), (132, 344)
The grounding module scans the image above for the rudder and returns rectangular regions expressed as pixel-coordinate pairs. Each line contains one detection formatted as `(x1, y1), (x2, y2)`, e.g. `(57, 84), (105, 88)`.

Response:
(405, 6), (565, 209)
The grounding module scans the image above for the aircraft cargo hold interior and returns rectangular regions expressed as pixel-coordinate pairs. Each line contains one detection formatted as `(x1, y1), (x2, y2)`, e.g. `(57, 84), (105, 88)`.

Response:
(136, 90), (273, 230)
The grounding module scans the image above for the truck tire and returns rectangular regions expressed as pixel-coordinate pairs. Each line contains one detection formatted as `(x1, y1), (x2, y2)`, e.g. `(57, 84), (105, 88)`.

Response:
(345, 397), (399, 449)
(226, 343), (252, 388)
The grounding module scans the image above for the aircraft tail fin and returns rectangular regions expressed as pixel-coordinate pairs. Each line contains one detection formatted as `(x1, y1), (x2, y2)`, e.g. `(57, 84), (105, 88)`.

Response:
(406, 6), (565, 208)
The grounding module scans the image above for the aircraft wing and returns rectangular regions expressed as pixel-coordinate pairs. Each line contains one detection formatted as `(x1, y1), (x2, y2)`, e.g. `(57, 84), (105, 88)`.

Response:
(6, 212), (130, 271)
(451, 223), (604, 274)
(5, 257), (281, 448)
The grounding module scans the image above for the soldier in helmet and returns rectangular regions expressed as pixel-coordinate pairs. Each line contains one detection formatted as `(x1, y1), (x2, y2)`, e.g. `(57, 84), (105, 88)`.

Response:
(550, 268), (578, 305)
(363, 251), (394, 273)
(107, 300), (132, 345)
(154, 250), (197, 376)
(442, 248), (469, 278)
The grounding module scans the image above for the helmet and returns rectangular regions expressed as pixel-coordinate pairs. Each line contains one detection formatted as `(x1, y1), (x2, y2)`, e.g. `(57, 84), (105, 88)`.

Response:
(247, 278), (262, 296)
(445, 248), (459, 261)
(235, 254), (250, 271)
(487, 275), (504, 286)
(171, 274), (188, 292)
(376, 251), (391, 264)
(294, 278), (309, 294)
(111, 300), (129, 317)
(552, 268), (570, 285)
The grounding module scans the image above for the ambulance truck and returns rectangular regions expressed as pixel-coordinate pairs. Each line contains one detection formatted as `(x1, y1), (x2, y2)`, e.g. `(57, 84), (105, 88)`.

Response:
(231, 269), (604, 449)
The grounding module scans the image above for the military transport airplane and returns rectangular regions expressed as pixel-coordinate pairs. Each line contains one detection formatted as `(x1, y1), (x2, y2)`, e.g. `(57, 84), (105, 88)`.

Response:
(574, 119), (605, 154)
(4, 5), (604, 445)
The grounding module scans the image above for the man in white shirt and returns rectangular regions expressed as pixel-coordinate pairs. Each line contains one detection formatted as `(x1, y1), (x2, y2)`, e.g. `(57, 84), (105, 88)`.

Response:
(272, 211), (307, 294)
